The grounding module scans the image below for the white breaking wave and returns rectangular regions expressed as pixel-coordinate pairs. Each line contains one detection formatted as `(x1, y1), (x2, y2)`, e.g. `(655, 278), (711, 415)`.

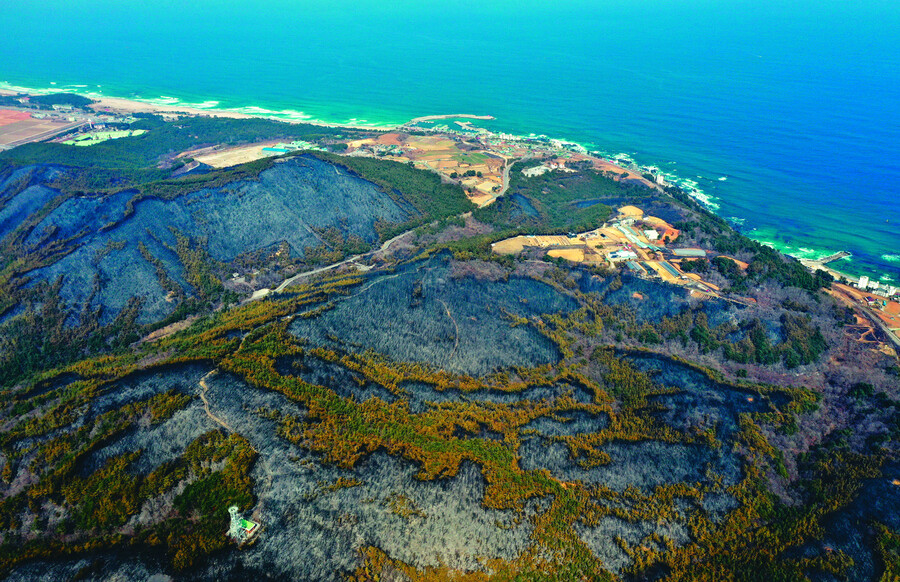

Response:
(143, 96), (181, 105)
(678, 178), (719, 211)
(593, 150), (721, 212)
(746, 232), (841, 262)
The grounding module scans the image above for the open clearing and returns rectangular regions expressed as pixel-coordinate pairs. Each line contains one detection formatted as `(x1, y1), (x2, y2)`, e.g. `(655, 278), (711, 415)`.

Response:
(548, 248), (585, 262)
(0, 110), (31, 125)
(194, 142), (281, 167)
(0, 111), (82, 148)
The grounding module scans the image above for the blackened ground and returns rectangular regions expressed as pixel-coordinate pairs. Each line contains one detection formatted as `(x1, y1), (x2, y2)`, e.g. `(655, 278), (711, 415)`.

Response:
(289, 256), (576, 376)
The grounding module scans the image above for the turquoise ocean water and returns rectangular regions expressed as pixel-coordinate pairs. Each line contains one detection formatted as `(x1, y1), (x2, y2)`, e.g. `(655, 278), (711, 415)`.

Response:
(1, 0), (898, 283)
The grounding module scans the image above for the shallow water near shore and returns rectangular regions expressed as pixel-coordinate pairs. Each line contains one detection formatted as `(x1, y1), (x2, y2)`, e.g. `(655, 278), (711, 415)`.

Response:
(1, 0), (898, 282)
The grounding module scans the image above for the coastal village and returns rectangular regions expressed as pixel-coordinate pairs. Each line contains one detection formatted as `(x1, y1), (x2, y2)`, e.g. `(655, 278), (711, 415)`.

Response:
(338, 116), (659, 207)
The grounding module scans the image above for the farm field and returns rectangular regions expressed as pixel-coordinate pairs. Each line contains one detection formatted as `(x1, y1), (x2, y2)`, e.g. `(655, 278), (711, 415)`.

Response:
(193, 142), (282, 167)
(0, 111), (82, 148)
(346, 132), (506, 206)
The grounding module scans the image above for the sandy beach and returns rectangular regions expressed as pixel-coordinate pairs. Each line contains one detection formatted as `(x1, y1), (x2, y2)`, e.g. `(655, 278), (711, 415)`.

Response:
(799, 258), (859, 285)
(0, 84), (398, 132)
(89, 96), (400, 132)
(90, 96), (255, 120)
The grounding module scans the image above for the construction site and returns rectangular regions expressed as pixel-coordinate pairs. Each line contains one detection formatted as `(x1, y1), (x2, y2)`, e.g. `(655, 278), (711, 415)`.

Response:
(830, 282), (900, 356)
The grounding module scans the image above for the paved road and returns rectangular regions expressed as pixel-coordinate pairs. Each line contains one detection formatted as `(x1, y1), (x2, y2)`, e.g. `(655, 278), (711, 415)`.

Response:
(271, 228), (416, 293)
(269, 154), (522, 296)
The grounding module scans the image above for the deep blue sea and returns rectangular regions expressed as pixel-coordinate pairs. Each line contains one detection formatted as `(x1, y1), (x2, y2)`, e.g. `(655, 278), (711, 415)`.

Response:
(2, 0), (898, 283)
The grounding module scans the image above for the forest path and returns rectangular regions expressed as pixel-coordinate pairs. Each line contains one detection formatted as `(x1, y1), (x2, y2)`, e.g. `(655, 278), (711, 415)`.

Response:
(437, 298), (460, 361)
(197, 370), (235, 433)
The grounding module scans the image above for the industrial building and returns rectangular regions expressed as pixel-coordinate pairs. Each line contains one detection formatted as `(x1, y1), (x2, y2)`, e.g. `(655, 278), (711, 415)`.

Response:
(626, 261), (647, 274)
(658, 261), (682, 279)
(609, 250), (638, 261)
(673, 248), (707, 258)
(615, 224), (660, 251)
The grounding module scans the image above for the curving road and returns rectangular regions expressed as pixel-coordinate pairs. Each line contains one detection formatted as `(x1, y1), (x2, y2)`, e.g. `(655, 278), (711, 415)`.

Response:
(270, 153), (522, 295)
(271, 228), (416, 293)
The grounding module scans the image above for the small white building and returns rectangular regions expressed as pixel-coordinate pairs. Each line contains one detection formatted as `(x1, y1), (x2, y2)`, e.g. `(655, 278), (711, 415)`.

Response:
(228, 506), (260, 543)
(609, 250), (638, 262)
(858, 276), (870, 290)
(643, 229), (659, 241)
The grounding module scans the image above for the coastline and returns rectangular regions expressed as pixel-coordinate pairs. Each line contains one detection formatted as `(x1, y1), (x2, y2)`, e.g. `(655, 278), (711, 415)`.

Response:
(799, 259), (857, 284)
(89, 95), (400, 133)
(0, 84), (400, 132)
(407, 114), (495, 123)
(0, 81), (895, 285)
(90, 96), (255, 120)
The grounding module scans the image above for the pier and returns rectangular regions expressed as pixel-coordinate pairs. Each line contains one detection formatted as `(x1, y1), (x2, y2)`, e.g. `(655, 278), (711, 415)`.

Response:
(815, 251), (851, 265)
